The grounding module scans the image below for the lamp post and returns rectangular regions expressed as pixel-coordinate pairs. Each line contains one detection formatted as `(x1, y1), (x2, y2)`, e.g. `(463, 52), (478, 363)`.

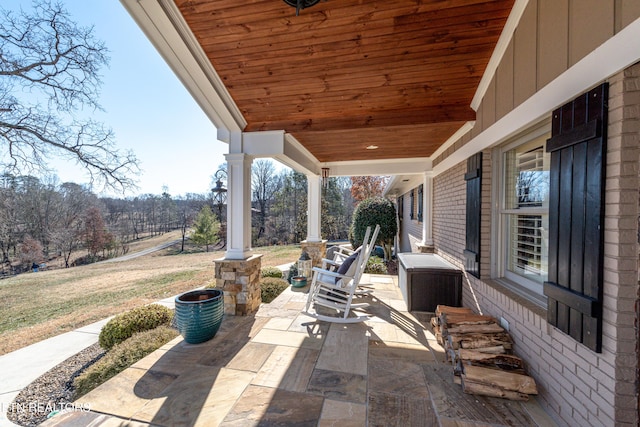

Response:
(211, 169), (227, 248)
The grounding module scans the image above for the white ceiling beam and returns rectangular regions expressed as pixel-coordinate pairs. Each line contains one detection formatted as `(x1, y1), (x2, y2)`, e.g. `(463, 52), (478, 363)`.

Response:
(242, 131), (320, 176)
(325, 157), (432, 177)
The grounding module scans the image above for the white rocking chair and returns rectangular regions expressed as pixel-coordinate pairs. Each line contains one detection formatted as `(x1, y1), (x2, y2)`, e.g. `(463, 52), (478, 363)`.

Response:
(302, 224), (380, 323)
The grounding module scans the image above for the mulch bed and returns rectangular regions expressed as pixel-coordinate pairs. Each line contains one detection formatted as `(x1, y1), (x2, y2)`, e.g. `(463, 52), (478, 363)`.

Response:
(385, 259), (398, 275)
(6, 343), (105, 427)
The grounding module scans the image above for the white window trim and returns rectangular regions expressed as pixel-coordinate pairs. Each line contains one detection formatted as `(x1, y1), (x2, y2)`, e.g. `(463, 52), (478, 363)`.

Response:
(490, 120), (551, 308)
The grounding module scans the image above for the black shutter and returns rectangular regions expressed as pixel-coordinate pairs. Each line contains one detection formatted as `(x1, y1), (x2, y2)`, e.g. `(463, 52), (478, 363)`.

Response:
(544, 83), (608, 353)
(418, 185), (424, 222)
(464, 153), (482, 278)
(410, 190), (415, 219)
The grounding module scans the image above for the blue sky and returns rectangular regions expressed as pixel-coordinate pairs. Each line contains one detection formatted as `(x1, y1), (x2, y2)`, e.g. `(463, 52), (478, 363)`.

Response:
(5, 1), (229, 197)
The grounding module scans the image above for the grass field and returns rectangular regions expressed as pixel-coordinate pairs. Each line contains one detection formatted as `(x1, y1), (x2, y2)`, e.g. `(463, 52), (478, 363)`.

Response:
(0, 232), (301, 355)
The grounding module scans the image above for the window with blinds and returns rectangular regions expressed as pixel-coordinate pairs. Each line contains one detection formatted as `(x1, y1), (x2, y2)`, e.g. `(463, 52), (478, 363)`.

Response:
(505, 145), (549, 210)
(508, 214), (546, 279)
(503, 138), (550, 288)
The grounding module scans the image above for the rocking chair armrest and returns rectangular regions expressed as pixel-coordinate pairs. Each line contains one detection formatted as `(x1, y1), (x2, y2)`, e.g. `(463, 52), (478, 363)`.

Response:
(321, 258), (340, 270)
(311, 267), (354, 283)
(332, 249), (354, 262)
(335, 245), (355, 255)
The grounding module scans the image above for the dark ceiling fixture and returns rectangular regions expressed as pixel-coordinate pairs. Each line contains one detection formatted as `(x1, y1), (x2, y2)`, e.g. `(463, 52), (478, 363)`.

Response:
(283, 0), (321, 16)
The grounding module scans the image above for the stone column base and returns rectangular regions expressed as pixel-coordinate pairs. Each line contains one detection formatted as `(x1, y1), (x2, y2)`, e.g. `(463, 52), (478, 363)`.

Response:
(214, 254), (262, 316)
(301, 240), (328, 268)
(417, 244), (435, 254)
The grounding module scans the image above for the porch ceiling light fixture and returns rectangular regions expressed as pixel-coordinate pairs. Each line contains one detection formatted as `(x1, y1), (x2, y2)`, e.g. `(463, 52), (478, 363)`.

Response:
(366, 145), (379, 150)
(283, 0), (321, 16)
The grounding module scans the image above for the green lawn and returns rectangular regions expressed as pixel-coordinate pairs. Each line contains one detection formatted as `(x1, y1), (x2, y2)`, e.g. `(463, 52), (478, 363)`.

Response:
(0, 237), (301, 355)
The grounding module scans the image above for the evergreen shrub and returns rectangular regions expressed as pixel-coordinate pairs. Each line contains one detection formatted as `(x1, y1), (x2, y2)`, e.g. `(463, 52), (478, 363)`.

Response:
(261, 277), (289, 303)
(260, 266), (283, 279)
(98, 304), (173, 350)
(74, 326), (178, 399)
(350, 197), (398, 260)
(286, 263), (299, 284)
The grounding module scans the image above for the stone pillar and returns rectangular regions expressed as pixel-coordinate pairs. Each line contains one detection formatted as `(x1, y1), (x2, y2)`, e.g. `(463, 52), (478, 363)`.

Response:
(301, 240), (327, 268)
(214, 254), (262, 315)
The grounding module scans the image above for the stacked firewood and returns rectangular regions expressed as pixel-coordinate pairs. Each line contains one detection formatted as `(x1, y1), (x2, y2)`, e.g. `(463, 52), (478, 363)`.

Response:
(431, 305), (538, 401)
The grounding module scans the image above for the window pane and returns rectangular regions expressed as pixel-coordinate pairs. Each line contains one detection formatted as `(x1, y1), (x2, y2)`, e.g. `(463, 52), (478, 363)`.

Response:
(505, 144), (550, 210)
(507, 214), (548, 284)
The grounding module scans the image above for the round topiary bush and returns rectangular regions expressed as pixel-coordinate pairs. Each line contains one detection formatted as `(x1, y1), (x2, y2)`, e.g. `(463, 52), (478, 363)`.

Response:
(350, 197), (398, 260)
(260, 266), (283, 279)
(99, 304), (173, 350)
(261, 277), (290, 303)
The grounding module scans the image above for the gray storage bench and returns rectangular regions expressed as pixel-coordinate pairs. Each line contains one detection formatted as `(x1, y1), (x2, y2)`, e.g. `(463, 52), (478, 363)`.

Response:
(398, 253), (462, 312)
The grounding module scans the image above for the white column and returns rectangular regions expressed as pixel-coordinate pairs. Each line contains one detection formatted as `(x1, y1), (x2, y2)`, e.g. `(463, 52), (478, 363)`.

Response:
(421, 172), (434, 246)
(306, 174), (322, 242)
(224, 152), (253, 259)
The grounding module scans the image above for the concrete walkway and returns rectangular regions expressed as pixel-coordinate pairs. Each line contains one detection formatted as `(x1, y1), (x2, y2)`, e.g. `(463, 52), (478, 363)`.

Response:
(0, 294), (177, 426)
(0, 319), (108, 427)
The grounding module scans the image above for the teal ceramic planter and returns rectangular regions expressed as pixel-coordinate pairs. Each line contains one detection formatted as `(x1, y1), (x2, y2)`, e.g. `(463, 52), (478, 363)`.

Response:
(291, 276), (307, 287)
(174, 289), (224, 344)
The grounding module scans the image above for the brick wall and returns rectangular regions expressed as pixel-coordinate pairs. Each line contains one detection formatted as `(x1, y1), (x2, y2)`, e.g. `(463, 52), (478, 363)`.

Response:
(606, 62), (640, 425)
(433, 161), (466, 267)
(431, 63), (640, 426)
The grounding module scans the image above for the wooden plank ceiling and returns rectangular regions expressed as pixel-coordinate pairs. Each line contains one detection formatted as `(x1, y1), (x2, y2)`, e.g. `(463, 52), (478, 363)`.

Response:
(175, 0), (514, 163)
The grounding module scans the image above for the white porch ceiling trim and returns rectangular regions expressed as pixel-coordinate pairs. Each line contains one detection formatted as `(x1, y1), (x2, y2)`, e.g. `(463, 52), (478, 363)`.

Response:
(429, 121), (476, 160)
(120, 0), (246, 140)
(471, 0), (529, 110)
(434, 16), (640, 177)
(324, 157), (432, 177)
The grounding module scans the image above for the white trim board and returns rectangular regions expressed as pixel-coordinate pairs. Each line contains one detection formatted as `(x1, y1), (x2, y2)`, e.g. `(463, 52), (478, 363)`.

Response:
(434, 17), (640, 176)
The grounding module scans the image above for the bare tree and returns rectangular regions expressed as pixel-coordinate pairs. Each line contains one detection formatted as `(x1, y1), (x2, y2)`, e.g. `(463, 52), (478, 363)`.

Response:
(252, 159), (277, 242)
(0, 176), (20, 270)
(0, 1), (139, 192)
(83, 206), (108, 258)
(17, 235), (43, 269)
(50, 182), (95, 267)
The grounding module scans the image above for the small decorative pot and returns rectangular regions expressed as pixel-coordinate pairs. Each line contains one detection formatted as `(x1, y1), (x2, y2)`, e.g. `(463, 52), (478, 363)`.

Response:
(174, 289), (224, 344)
(291, 276), (307, 287)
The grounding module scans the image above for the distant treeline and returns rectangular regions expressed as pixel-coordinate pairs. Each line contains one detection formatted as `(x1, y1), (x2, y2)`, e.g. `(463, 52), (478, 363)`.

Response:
(0, 164), (370, 274)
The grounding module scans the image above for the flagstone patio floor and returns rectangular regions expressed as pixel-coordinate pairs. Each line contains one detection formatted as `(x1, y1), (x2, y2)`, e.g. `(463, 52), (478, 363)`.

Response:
(41, 274), (557, 427)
